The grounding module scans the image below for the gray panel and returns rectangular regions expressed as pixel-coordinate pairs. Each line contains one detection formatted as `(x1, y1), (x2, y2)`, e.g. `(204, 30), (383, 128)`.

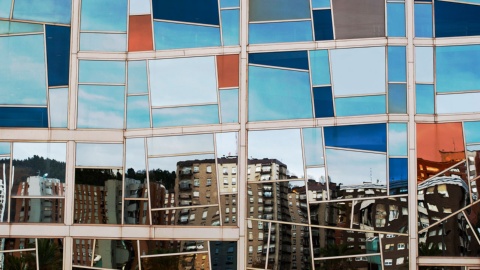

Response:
(249, 0), (311, 21)
(332, 0), (385, 39)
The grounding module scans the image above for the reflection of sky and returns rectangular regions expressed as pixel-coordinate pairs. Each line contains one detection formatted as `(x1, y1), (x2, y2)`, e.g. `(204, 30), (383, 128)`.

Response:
(436, 45), (480, 92)
(13, 0), (71, 24)
(76, 143), (123, 167)
(415, 47), (434, 83)
(248, 129), (304, 177)
(0, 143), (10, 155)
(0, 0), (10, 18)
(129, 0), (151, 14)
(79, 60), (125, 84)
(306, 167), (326, 182)
(220, 89), (238, 123)
(14, 143), (66, 162)
(148, 134), (214, 156)
(152, 105), (219, 127)
(127, 95), (150, 129)
(126, 138), (145, 171)
(335, 95), (386, 116)
(0, 34), (47, 105)
(216, 132), (238, 158)
(249, 0), (310, 21)
(326, 148), (386, 186)
(77, 85), (124, 129)
(221, 9), (240, 46)
(388, 123), (407, 156)
(49, 88), (68, 128)
(127, 61), (148, 94)
(288, 180), (306, 188)
(149, 154), (214, 172)
(0, 21), (44, 34)
(464, 122), (480, 144)
(153, 21), (221, 50)
(437, 92), (480, 114)
(81, 0), (127, 31)
(80, 33), (127, 52)
(249, 21), (312, 44)
(221, 0), (240, 8)
(310, 50), (330, 86)
(303, 128), (324, 166)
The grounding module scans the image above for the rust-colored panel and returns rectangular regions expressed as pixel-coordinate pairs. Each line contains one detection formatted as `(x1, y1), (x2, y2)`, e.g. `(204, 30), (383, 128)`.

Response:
(217, 54), (239, 88)
(128, 15), (153, 52)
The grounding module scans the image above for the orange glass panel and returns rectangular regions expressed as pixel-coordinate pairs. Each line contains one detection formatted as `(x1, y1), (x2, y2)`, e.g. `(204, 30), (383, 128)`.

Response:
(416, 123), (465, 182)
(217, 54), (239, 88)
(128, 15), (153, 52)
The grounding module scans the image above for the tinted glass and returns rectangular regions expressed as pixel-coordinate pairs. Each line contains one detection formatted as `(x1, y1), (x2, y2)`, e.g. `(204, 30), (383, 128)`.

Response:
(220, 89), (239, 123)
(414, 4), (433, 37)
(127, 61), (148, 94)
(387, 3), (406, 37)
(81, 0), (127, 31)
(389, 123), (408, 156)
(313, 86), (335, 118)
(309, 50), (331, 86)
(324, 124), (387, 152)
(249, 21), (313, 44)
(13, 0), (71, 24)
(415, 84), (434, 114)
(45, 25), (70, 87)
(127, 95), (150, 129)
(435, 0), (480, 37)
(388, 46), (407, 82)
(221, 9), (240, 46)
(313, 9), (334, 41)
(79, 60), (125, 84)
(80, 33), (127, 52)
(152, 105), (219, 127)
(436, 45), (480, 93)
(77, 85), (125, 129)
(335, 95), (386, 116)
(415, 47), (434, 83)
(49, 88), (68, 128)
(388, 83), (407, 114)
(153, 22), (221, 50)
(332, 0), (385, 39)
(152, 0), (219, 25)
(249, 0), (310, 21)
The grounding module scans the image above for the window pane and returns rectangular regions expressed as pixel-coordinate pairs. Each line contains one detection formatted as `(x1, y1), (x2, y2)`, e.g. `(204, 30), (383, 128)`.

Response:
(0, 108), (48, 127)
(0, 0), (11, 18)
(79, 60), (125, 84)
(153, 21), (221, 50)
(249, 0), (310, 21)
(313, 86), (334, 118)
(389, 123), (408, 156)
(0, 21), (43, 34)
(129, 0), (151, 15)
(81, 0), (127, 31)
(80, 33), (127, 52)
(76, 143), (123, 167)
(414, 4), (432, 37)
(332, 0), (385, 39)
(249, 51), (309, 70)
(128, 61), (148, 94)
(436, 45), (480, 93)
(249, 21), (313, 44)
(221, 9), (240, 46)
(309, 50), (331, 86)
(335, 95), (386, 116)
(220, 89), (239, 123)
(387, 3), (405, 37)
(303, 127), (324, 166)
(148, 134), (214, 156)
(313, 9), (334, 41)
(13, 0), (71, 24)
(388, 46), (407, 82)
(415, 47), (433, 83)
(49, 88), (68, 128)
(389, 158), (408, 195)
(127, 95), (150, 129)
(324, 123), (387, 152)
(388, 83), (407, 114)
(435, 0), (480, 37)
(312, 0), (330, 8)
(415, 84), (434, 114)
(45, 25), (70, 87)
(152, 105), (219, 127)
(77, 85), (125, 129)
(152, 0), (219, 25)
(437, 92), (480, 114)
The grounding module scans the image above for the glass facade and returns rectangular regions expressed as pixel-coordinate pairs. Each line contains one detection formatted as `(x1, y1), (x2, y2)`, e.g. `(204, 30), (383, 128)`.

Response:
(0, 0), (479, 269)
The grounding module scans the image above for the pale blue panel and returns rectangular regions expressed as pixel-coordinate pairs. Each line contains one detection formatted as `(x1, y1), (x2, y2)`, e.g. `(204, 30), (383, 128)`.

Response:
(81, 0), (127, 31)
(49, 88), (68, 128)
(80, 33), (127, 52)
(127, 95), (150, 129)
(437, 92), (480, 114)
(303, 127), (324, 166)
(335, 95), (386, 116)
(0, 0), (10, 18)
(249, 0), (310, 21)
(128, 61), (148, 94)
(388, 123), (407, 156)
(79, 60), (125, 84)
(220, 89), (239, 123)
(415, 84), (434, 114)
(436, 45), (480, 93)
(249, 21), (313, 44)
(148, 134), (214, 156)
(129, 0), (151, 15)
(77, 85), (125, 129)
(221, 0), (239, 8)
(0, 35), (47, 105)
(221, 9), (239, 46)
(309, 50), (330, 86)
(13, 0), (71, 24)
(152, 105), (219, 127)
(0, 142), (10, 155)
(330, 47), (386, 95)
(312, 0), (330, 8)
(387, 3), (405, 37)
(76, 143), (123, 167)
(415, 47), (433, 83)
(154, 21), (221, 50)
(149, 56), (217, 106)
(0, 21), (43, 34)
(464, 121), (480, 144)
(248, 66), (312, 121)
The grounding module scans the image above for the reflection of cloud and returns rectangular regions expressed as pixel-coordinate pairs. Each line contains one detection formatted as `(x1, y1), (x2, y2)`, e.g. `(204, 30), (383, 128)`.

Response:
(14, 143), (66, 162)
(326, 148), (386, 186)
(77, 85), (124, 128)
(216, 132), (238, 158)
(248, 129), (304, 177)
(149, 154), (214, 172)
(388, 123), (407, 156)
(148, 134), (214, 156)
(49, 88), (68, 127)
(126, 138), (146, 172)
(76, 143), (123, 167)
(152, 105), (219, 127)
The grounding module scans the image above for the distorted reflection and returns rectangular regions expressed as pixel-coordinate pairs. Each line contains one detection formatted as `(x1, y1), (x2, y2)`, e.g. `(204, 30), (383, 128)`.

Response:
(10, 198), (64, 223)
(467, 145), (480, 201)
(74, 168), (123, 224)
(124, 200), (149, 225)
(72, 239), (136, 269)
(0, 158), (9, 222)
(220, 194), (238, 226)
(151, 206), (221, 226)
(306, 167), (328, 201)
(0, 238), (63, 269)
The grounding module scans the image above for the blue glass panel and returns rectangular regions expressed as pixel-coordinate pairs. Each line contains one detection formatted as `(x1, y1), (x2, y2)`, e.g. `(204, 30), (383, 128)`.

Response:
(388, 46), (406, 82)
(303, 128), (324, 166)
(152, 0), (219, 25)
(221, 0), (239, 8)
(335, 95), (386, 116)
(152, 105), (219, 127)
(388, 84), (407, 114)
(436, 45), (480, 93)
(13, 0), (71, 24)
(49, 88), (68, 128)
(154, 21), (221, 50)
(249, 21), (313, 44)
(310, 50), (330, 86)
(220, 89), (238, 123)
(437, 92), (480, 114)
(80, 33), (127, 52)
(415, 84), (434, 114)
(77, 85), (125, 129)
(414, 4), (433, 37)
(464, 121), (480, 144)
(81, 0), (127, 31)
(46, 25), (70, 87)
(128, 61), (148, 94)
(0, 21), (43, 34)
(0, 107), (48, 127)
(149, 56), (217, 106)
(312, 0), (330, 8)
(331, 47), (386, 95)
(415, 47), (433, 83)
(0, 142), (10, 154)
(389, 158), (408, 195)
(249, 0), (310, 21)
(324, 123), (387, 152)
(248, 66), (312, 121)
(435, 0), (480, 37)
(79, 60), (125, 84)
(76, 143), (123, 167)
(388, 123), (407, 156)
(221, 9), (240, 46)
(249, 51), (309, 70)
(0, 0), (10, 18)
(127, 95), (150, 129)
(312, 9), (334, 41)
(129, 0), (150, 15)
(387, 3), (405, 37)
(313, 86), (334, 118)
(0, 35), (47, 105)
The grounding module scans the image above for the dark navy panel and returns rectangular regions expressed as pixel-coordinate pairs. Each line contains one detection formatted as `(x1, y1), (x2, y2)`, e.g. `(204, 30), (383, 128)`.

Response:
(313, 9), (334, 41)
(152, 0), (220, 25)
(435, 0), (480, 37)
(248, 51), (309, 70)
(46, 25), (71, 87)
(324, 123), (387, 152)
(389, 158), (408, 195)
(0, 107), (48, 127)
(313, 86), (334, 118)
